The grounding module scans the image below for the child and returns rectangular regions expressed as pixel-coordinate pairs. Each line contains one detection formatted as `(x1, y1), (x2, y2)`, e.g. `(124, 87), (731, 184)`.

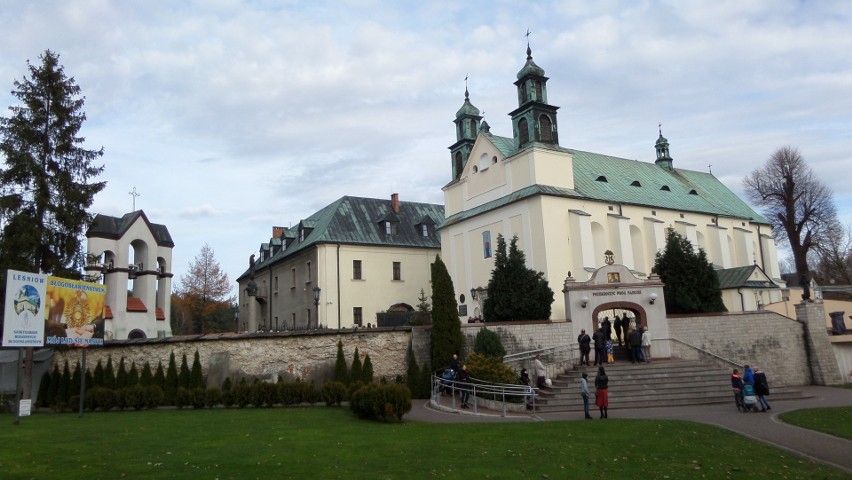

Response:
(605, 338), (614, 364)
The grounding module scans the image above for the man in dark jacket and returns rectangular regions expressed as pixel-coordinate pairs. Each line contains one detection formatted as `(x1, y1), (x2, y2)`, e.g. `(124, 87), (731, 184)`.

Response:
(577, 329), (591, 366)
(457, 364), (471, 408)
(753, 367), (771, 412)
(592, 327), (606, 366)
(628, 327), (643, 364)
(613, 315), (623, 346)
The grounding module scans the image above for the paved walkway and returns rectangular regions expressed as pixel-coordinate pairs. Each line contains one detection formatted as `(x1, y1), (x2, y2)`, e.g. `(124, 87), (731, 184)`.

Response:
(405, 386), (852, 474)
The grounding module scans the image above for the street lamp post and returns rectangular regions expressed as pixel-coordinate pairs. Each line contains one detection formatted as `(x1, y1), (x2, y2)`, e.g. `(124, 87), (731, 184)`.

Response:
(312, 286), (321, 330)
(233, 306), (239, 333)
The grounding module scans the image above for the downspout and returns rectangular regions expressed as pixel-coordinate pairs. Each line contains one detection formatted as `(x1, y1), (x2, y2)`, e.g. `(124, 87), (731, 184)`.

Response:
(268, 264), (273, 330)
(737, 288), (745, 311)
(756, 224), (766, 271)
(337, 244), (341, 330)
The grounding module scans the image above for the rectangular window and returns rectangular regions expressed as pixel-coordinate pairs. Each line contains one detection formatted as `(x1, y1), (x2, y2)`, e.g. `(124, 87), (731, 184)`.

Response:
(306, 261), (312, 283)
(306, 308), (311, 327)
(353, 260), (362, 280)
(291, 268), (296, 288)
(291, 312), (296, 329)
(274, 276), (279, 294)
(482, 231), (492, 258)
(421, 224), (429, 237)
(393, 261), (401, 281)
(353, 307), (363, 326)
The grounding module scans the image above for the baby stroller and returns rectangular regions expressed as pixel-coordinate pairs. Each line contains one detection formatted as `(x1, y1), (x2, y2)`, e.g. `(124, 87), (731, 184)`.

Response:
(439, 368), (456, 396)
(742, 384), (758, 412)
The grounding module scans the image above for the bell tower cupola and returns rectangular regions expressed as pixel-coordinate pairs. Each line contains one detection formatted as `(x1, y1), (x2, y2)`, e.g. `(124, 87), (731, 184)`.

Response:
(509, 36), (559, 150)
(448, 78), (482, 180)
(654, 124), (674, 170)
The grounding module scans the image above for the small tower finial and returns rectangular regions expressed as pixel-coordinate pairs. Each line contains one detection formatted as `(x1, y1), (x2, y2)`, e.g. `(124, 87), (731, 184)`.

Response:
(525, 28), (532, 57)
(464, 74), (469, 99)
(129, 186), (141, 211)
(658, 122), (662, 136)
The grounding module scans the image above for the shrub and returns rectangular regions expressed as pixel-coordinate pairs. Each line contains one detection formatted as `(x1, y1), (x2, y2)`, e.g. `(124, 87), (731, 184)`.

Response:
(350, 383), (412, 422)
(466, 352), (517, 385)
(145, 386), (164, 409)
(205, 388), (223, 408)
(473, 327), (506, 358)
(124, 385), (147, 410)
(222, 377), (233, 391)
(233, 383), (252, 408)
(350, 347), (363, 384)
(251, 382), (278, 407)
(86, 387), (118, 412)
(347, 380), (365, 401)
(361, 355), (374, 384)
(299, 380), (319, 405)
(334, 341), (349, 385)
(222, 387), (235, 408)
(175, 387), (192, 409)
(279, 382), (302, 406)
(321, 381), (347, 406)
(191, 388), (206, 409)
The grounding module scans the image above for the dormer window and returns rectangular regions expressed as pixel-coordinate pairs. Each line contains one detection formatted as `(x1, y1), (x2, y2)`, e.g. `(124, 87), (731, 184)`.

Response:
(416, 215), (435, 238)
(596, 175), (608, 182)
(421, 224), (430, 237)
(688, 189), (698, 195)
(299, 229), (305, 242)
(630, 180), (641, 187)
(660, 185), (671, 191)
(385, 221), (397, 236)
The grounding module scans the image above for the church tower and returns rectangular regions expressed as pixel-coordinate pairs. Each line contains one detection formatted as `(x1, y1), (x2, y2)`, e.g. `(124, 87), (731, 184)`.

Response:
(654, 126), (674, 170)
(448, 84), (482, 180)
(509, 44), (560, 149)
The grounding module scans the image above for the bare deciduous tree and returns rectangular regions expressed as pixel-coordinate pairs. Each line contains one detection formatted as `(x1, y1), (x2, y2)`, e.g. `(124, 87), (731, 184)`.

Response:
(744, 146), (838, 280)
(813, 221), (852, 285)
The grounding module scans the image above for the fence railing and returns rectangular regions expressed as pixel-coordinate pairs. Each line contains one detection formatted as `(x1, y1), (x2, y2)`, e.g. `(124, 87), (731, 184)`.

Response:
(430, 371), (538, 417)
(660, 337), (744, 370)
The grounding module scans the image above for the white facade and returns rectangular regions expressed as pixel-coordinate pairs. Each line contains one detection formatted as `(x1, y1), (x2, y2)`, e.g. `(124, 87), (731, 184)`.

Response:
(85, 211), (174, 339)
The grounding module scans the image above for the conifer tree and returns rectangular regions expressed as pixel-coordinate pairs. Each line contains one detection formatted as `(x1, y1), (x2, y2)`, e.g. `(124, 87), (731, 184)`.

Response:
(164, 352), (178, 404)
(104, 357), (116, 390)
(483, 234), (553, 321)
(350, 347), (363, 384)
(127, 362), (139, 386)
(190, 350), (204, 389)
(115, 358), (128, 389)
(57, 361), (71, 406)
(333, 340), (349, 385)
(361, 354), (374, 384)
(47, 363), (60, 407)
(430, 255), (462, 368)
(70, 362), (81, 397)
(179, 353), (191, 389)
(37, 371), (51, 407)
(140, 361), (153, 386)
(93, 359), (105, 387)
(154, 361), (166, 391)
(653, 227), (726, 314)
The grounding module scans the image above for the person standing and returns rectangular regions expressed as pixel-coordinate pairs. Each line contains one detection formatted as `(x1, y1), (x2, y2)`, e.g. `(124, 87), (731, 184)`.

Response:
(580, 372), (592, 419)
(449, 353), (460, 373)
(613, 314), (623, 346)
(743, 365), (755, 387)
(601, 316), (612, 341)
(629, 326), (643, 364)
(754, 367), (771, 412)
(592, 327), (606, 366)
(577, 329), (591, 366)
(534, 353), (547, 389)
(594, 366), (609, 418)
(641, 327), (652, 363)
(457, 364), (471, 409)
(731, 368), (744, 411)
(605, 337), (614, 364)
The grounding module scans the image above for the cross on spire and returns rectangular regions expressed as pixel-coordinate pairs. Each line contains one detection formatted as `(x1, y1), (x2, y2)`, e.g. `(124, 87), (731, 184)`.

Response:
(707, 163), (713, 174)
(526, 28), (532, 46)
(129, 186), (140, 211)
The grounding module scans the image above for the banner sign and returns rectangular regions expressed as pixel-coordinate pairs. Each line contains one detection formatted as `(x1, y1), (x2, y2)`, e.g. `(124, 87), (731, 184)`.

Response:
(44, 276), (106, 347)
(2, 270), (48, 347)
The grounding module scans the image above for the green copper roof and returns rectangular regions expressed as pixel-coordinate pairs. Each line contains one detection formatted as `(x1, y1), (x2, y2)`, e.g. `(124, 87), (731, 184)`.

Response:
(716, 265), (779, 289)
(456, 97), (480, 118)
(442, 133), (768, 227)
(238, 196), (444, 280)
(517, 47), (546, 79)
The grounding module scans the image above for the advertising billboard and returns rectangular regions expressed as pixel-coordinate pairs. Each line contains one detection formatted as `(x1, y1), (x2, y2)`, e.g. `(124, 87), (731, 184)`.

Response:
(2, 270), (48, 347)
(44, 276), (106, 347)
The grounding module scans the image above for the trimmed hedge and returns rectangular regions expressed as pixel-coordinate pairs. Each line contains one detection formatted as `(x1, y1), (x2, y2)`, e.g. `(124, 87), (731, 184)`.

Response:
(350, 383), (412, 422)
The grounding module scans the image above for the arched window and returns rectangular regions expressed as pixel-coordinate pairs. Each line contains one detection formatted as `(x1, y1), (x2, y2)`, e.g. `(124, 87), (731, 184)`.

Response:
(539, 115), (552, 142)
(454, 152), (463, 178)
(534, 81), (542, 101)
(518, 118), (529, 145)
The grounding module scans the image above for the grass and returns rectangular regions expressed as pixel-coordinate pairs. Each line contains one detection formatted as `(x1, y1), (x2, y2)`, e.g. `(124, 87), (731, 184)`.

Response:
(780, 406), (852, 441)
(1, 407), (848, 480)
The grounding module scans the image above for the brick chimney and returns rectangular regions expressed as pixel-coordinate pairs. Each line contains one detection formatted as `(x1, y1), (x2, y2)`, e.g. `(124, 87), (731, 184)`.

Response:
(272, 226), (287, 239)
(391, 193), (400, 214)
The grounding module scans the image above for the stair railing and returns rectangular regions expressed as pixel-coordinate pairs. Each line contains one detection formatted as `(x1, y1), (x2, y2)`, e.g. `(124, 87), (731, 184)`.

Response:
(662, 337), (744, 370)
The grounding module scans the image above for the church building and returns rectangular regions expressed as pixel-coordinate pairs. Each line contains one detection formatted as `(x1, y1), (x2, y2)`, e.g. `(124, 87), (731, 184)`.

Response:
(440, 45), (785, 321)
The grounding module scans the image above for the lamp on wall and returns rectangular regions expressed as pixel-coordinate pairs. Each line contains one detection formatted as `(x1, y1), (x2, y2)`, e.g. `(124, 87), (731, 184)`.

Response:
(649, 292), (658, 305)
(581, 296), (589, 308)
(312, 286), (321, 329)
(470, 288), (477, 301)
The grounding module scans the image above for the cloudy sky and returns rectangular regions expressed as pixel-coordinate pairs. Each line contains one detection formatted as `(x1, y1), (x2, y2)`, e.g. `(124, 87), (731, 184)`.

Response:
(1, 0), (850, 293)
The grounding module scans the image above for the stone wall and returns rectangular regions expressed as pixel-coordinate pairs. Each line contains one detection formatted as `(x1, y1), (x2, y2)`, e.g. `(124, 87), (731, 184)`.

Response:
(460, 321), (572, 357)
(52, 328), (413, 387)
(666, 311), (808, 386)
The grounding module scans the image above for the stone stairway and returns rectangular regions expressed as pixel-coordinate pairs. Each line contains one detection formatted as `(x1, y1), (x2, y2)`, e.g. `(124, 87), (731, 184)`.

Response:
(534, 357), (810, 413)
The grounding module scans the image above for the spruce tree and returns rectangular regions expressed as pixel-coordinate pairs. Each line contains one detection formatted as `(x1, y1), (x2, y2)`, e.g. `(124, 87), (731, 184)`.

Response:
(653, 227), (726, 314)
(361, 354), (374, 384)
(37, 371), (51, 407)
(70, 362), (81, 398)
(154, 361), (166, 391)
(93, 360), (105, 387)
(350, 347), (363, 384)
(0, 50), (105, 277)
(104, 357), (116, 390)
(140, 361), (153, 386)
(190, 350), (204, 389)
(406, 345), (420, 397)
(57, 361), (71, 407)
(484, 234), (553, 321)
(164, 352), (178, 404)
(430, 255), (462, 369)
(179, 353), (191, 389)
(115, 358), (128, 389)
(127, 362), (139, 386)
(333, 341), (349, 385)
(47, 363), (60, 407)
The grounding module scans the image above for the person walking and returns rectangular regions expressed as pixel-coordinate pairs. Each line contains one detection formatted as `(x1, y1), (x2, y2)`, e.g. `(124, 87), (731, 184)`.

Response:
(580, 372), (592, 419)
(534, 353), (547, 389)
(731, 368), (744, 411)
(594, 366), (609, 418)
(457, 364), (471, 409)
(743, 365), (755, 387)
(592, 327), (606, 366)
(613, 314), (623, 346)
(641, 327), (652, 363)
(754, 367), (772, 412)
(578, 329), (591, 366)
(628, 326), (643, 364)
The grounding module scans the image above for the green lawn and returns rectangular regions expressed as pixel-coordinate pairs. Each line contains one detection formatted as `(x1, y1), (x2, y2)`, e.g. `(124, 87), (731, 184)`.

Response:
(780, 406), (852, 441)
(1, 407), (847, 479)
